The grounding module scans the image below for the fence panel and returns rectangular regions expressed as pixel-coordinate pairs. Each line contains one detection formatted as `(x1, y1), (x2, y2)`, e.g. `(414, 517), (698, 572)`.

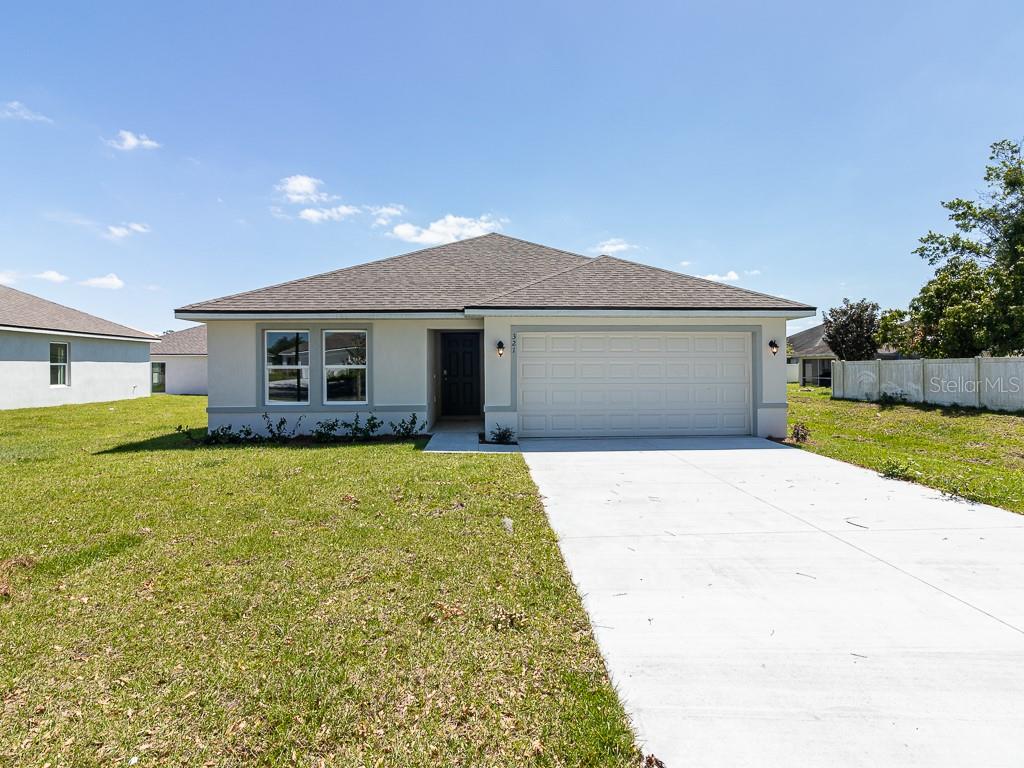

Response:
(831, 356), (1024, 412)
(980, 358), (1024, 412)
(923, 359), (977, 406)
(841, 360), (879, 400)
(880, 360), (924, 402)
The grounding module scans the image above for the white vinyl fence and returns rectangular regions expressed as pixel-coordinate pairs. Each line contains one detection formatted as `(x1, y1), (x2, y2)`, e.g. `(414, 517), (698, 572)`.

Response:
(786, 362), (799, 383)
(832, 357), (1024, 412)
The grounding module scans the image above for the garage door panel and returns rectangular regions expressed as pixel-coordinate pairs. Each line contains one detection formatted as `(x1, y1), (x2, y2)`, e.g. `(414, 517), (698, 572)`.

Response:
(517, 331), (751, 437)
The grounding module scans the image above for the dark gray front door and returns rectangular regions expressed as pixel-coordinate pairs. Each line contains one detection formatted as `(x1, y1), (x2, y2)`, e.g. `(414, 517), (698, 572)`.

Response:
(441, 333), (481, 416)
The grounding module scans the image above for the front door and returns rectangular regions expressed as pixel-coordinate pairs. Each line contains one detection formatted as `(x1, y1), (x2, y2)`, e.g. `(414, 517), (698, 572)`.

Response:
(441, 332), (481, 416)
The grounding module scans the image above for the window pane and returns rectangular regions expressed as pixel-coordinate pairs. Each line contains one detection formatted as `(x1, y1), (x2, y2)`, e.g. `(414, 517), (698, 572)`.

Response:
(267, 367), (309, 402)
(324, 331), (366, 366)
(325, 368), (367, 402)
(50, 364), (66, 386)
(50, 343), (67, 364)
(266, 332), (309, 366)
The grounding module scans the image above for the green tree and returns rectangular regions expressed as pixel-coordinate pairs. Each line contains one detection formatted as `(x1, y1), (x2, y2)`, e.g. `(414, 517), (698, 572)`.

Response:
(914, 139), (1024, 355)
(823, 298), (879, 360)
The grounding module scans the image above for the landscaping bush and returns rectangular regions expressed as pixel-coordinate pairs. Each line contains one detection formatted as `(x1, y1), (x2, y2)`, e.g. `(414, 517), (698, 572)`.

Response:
(489, 425), (516, 444)
(389, 413), (422, 439)
(790, 422), (810, 443)
(880, 456), (918, 481)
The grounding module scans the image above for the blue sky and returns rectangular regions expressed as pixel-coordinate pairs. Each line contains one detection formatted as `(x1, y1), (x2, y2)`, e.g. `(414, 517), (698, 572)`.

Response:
(2, 1), (1022, 335)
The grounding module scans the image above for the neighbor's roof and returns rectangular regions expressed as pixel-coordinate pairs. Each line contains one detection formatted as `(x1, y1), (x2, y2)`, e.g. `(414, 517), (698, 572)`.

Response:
(0, 284), (156, 341)
(787, 323), (834, 357)
(151, 324), (206, 355)
(178, 233), (814, 314)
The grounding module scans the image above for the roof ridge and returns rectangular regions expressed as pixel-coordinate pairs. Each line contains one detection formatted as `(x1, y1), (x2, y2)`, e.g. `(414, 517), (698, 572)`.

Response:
(0, 284), (154, 339)
(598, 255), (811, 308)
(177, 232), (588, 312)
(467, 251), (595, 306)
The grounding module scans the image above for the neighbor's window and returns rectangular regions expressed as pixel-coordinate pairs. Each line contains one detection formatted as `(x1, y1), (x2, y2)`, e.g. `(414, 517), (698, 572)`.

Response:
(265, 331), (310, 404)
(49, 342), (68, 386)
(323, 330), (367, 404)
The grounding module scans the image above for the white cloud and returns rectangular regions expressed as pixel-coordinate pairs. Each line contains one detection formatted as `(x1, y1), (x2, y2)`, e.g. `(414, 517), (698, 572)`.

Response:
(679, 260), (692, 268)
(745, 269), (762, 276)
(105, 129), (160, 151)
(592, 237), (638, 255)
(33, 270), (69, 283)
(105, 222), (150, 240)
(699, 270), (740, 282)
(1, 101), (52, 123)
(391, 214), (504, 245)
(276, 175), (333, 204)
(366, 204), (405, 227)
(80, 273), (125, 290)
(298, 204), (361, 223)
(0, 271), (17, 285)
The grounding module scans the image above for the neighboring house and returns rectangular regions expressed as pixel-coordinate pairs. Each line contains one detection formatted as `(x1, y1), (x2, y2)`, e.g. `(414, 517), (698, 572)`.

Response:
(787, 323), (906, 387)
(0, 285), (155, 410)
(176, 234), (815, 438)
(787, 323), (835, 386)
(151, 325), (208, 395)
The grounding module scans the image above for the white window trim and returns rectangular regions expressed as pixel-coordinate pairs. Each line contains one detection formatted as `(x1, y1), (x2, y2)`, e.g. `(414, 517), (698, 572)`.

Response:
(49, 341), (69, 388)
(264, 329), (310, 406)
(322, 329), (369, 406)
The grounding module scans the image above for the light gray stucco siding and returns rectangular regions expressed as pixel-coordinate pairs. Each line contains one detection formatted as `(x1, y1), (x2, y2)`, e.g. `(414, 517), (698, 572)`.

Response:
(0, 329), (151, 410)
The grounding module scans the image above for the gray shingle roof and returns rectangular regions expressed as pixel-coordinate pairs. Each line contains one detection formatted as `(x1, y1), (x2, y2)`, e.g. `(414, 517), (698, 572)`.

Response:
(787, 323), (834, 356)
(178, 233), (813, 314)
(471, 254), (815, 311)
(0, 285), (155, 341)
(151, 324), (206, 355)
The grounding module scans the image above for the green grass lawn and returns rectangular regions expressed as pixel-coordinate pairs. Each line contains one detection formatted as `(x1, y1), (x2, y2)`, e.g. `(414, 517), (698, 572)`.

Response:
(787, 384), (1024, 513)
(0, 396), (638, 767)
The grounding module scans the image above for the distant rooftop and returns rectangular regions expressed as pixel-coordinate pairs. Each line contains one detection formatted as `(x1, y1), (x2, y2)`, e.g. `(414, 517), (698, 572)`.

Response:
(0, 285), (155, 341)
(151, 324), (206, 355)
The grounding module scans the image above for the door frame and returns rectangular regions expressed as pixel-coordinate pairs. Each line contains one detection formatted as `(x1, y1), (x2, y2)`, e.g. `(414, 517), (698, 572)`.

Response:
(439, 330), (484, 417)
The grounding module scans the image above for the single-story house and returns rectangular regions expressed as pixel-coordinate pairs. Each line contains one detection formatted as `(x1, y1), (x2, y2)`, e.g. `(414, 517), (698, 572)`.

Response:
(787, 323), (907, 387)
(175, 234), (815, 438)
(787, 323), (835, 386)
(151, 324), (208, 395)
(0, 284), (155, 410)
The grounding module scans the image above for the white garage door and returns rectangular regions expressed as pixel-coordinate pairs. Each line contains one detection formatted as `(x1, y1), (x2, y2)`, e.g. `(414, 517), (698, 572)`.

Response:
(516, 331), (752, 437)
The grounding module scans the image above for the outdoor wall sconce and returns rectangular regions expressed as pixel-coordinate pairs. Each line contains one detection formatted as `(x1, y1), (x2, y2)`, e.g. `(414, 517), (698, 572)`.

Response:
(496, 340), (505, 357)
(768, 339), (780, 356)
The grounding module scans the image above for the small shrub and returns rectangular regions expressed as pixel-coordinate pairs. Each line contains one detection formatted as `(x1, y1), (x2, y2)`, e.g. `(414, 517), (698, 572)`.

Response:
(389, 413), (422, 439)
(262, 413), (303, 443)
(489, 425), (516, 444)
(880, 456), (918, 481)
(878, 390), (909, 408)
(341, 413), (383, 440)
(311, 418), (342, 443)
(790, 422), (810, 443)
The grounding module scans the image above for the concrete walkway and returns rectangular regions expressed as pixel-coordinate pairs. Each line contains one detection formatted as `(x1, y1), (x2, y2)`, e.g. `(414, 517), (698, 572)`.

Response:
(520, 437), (1024, 768)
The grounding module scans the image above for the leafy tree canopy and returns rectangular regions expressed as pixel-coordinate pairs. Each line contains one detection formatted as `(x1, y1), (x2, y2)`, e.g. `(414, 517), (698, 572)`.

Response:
(823, 298), (880, 360)
(886, 139), (1024, 357)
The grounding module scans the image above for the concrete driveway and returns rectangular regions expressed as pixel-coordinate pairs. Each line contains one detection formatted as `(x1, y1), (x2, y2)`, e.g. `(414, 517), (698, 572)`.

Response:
(520, 437), (1024, 768)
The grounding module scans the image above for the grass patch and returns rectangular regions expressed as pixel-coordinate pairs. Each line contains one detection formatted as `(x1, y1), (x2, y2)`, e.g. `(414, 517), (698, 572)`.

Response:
(0, 396), (638, 766)
(787, 384), (1024, 512)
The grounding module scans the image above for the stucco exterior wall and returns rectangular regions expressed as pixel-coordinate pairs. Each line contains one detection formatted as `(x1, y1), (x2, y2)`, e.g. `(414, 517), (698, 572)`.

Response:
(152, 354), (208, 395)
(203, 315), (791, 438)
(0, 329), (151, 410)
(205, 318), (481, 432)
(481, 315), (789, 439)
